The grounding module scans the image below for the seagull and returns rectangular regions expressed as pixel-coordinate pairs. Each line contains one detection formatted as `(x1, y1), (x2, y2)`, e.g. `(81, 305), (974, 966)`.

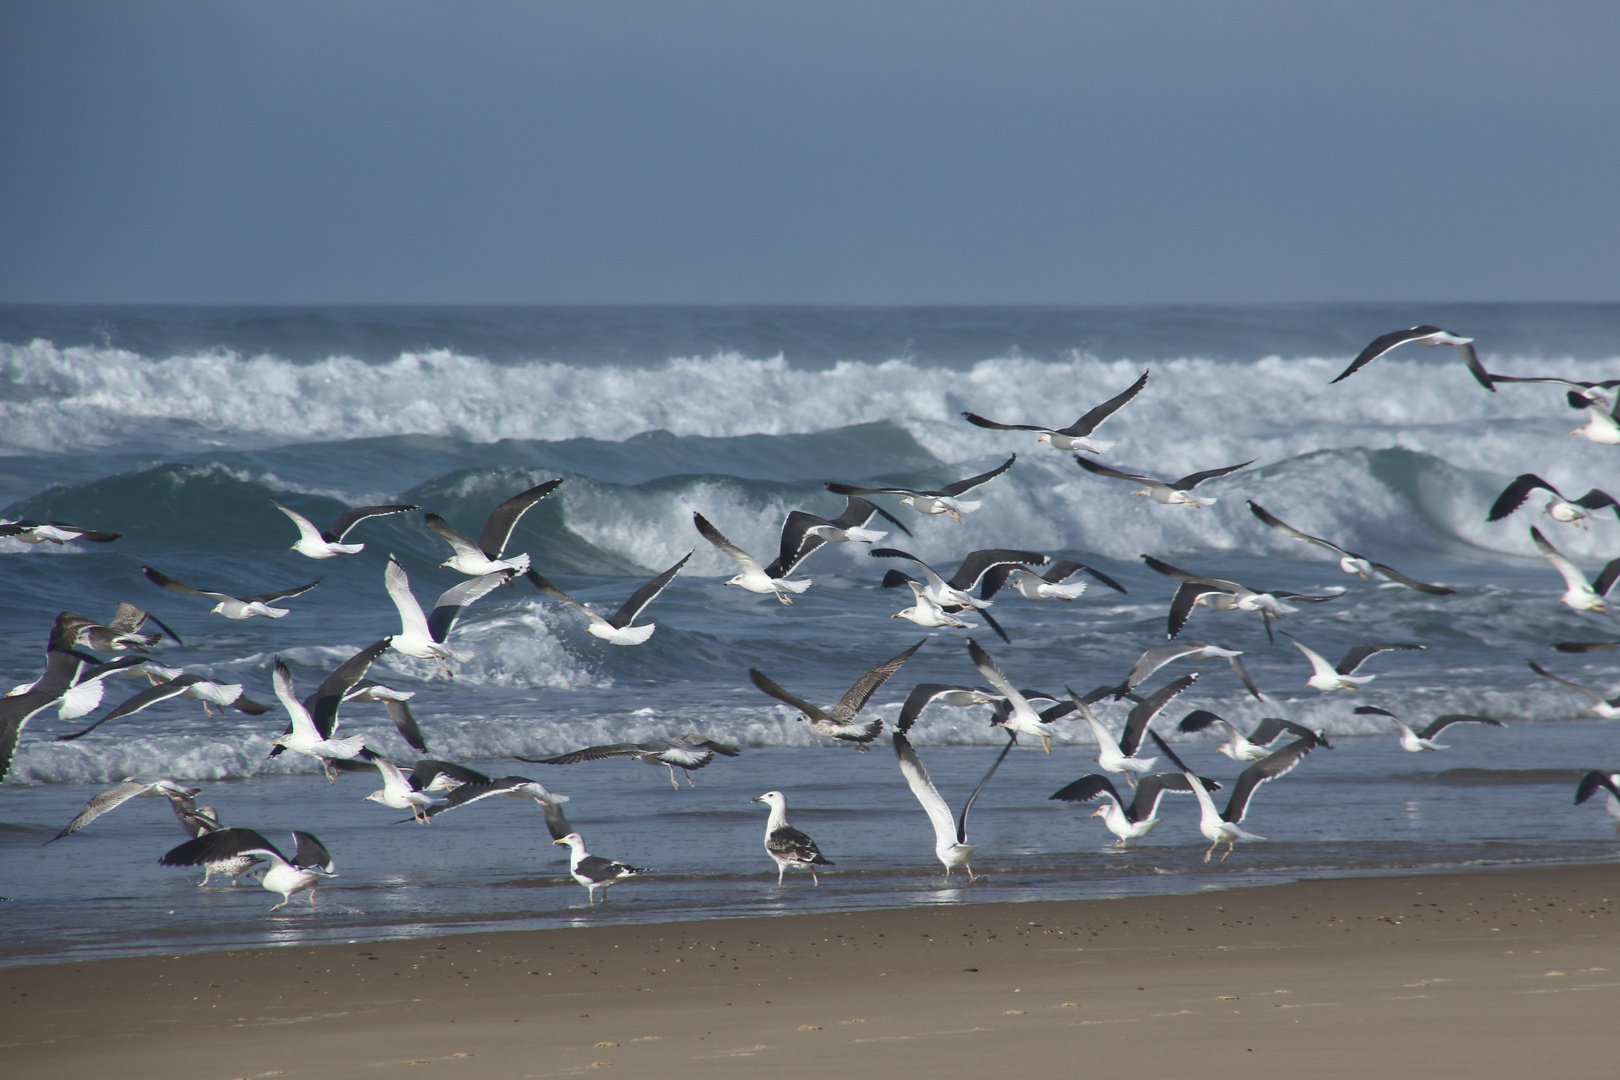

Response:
(1574, 770), (1620, 833)
(753, 791), (833, 885)
(54, 603), (180, 652)
(1353, 705), (1505, 751)
(263, 639), (396, 762)
(174, 806), (267, 886)
(552, 832), (648, 903)
(892, 731), (1014, 883)
(1084, 674), (1198, 785)
(384, 554), (514, 673)
(977, 558), (1128, 603)
(268, 655), (373, 781)
(1282, 633), (1424, 692)
(1529, 526), (1620, 612)
(423, 478), (561, 577)
(363, 755), (439, 823)
(1248, 502), (1454, 594)
(1076, 456), (1253, 508)
(1176, 710), (1332, 760)
(1109, 641), (1263, 701)
(890, 579), (972, 632)
(1, 636), (148, 779)
(520, 735), (741, 790)
(872, 547), (1047, 611)
(271, 498), (419, 559)
(525, 551), (691, 645)
(0, 519), (120, 544)
(58, 672), (271, 740)
(966, 637), (1056, 751)
(1143, 555), (1340, 639)
(693, 511), (810, 604)
(1568, 390), (1620, 445)
(1487, 476), (1620, 529)
(825, 454), (1017, 521)
(141, 565), (321, 619)
(413, 764), (573, 836)
(1049, 771), (1216, 849)
(893, 682), (998, 735)
(962, 370), (1150, 453)
(763, 496), (909, 579)
(1152, 730), (1315, 862)
(1528, 660), (1620, 719)
(46, 778), (204, 843)
(9, 631), (153, 723)
(1330, 326), (1496, 391)
(160, 829), (335, 911)
(751, 640), (923, 748)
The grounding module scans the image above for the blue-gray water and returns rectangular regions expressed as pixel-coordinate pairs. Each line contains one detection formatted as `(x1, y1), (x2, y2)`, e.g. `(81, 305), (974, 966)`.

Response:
(3, 304), (1619, 967)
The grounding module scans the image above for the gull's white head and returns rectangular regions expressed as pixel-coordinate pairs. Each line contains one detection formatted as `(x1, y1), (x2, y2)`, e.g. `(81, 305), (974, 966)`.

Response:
(752, 790), (786, 809)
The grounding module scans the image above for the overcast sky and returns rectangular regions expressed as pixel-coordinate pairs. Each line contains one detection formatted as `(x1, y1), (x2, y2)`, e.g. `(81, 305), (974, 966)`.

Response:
(2, 2), (1617, 305)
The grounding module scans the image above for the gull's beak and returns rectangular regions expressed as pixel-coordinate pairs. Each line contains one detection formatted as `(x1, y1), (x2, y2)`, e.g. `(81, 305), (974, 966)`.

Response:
(1036, 435), (1048, 443)
(552, 838), (566, 846)
(1091, 809), (1104, 818)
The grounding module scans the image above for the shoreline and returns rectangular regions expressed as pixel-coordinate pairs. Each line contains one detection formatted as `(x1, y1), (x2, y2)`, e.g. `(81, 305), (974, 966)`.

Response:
(7, 861), (1618, 1077)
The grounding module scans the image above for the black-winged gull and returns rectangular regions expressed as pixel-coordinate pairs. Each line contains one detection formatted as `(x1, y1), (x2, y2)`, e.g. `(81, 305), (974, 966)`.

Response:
(962, 370), (1149, 453)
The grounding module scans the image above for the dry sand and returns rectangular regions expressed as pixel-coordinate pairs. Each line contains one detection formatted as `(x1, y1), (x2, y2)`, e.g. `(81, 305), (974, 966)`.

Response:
(6, 863), (1620, 1078)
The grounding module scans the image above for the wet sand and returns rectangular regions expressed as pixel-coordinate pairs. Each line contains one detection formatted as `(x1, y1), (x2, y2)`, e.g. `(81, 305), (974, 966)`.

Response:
(6, 863), (1620, 1078)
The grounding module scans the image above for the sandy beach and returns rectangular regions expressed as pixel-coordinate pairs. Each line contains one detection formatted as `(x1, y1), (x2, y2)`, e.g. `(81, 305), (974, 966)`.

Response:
(6, 862), (1619, 1078)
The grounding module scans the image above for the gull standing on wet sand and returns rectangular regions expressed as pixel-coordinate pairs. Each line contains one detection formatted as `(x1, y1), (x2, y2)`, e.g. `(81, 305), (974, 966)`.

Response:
(161, 829), (336, 911)
(753, 791), (833, 885)
(553, 833), (648, 903)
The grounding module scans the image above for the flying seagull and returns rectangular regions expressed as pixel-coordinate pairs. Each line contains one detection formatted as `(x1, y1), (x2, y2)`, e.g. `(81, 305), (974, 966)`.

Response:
(525, 551), (691, 645)
(1083, 674), (1199, 785)
(0, 519), (120, 544)
(54, 603), (180, 652)
(1529, 526), (1620, 612)
(270, 498), (418, 559)
(763, 496), (909, 579)
(962, 370), (1150, 454)
(268, 654), (375, 781)
(1143, 555), (1340, 639)
(1568, 390), (1620, 445)
(58, 672), (271, 741)
(1281, 633), (1425, 692)
(872, 547), (1046, 611)
(967, 637), (1058, 751)
(893, 731), (1014, 883)
(413, 764), (573, 836)
(424, 478), (562, 577)
(1108, 641), (1263, 701)
(1153, 730), (1316, 863)
(977, 558), (1127, 603)
(825, 454), (1017, 521)
(893, 682), (997, 736)
(1331, 326), (1496, 391)
(1049, 771), (1216, 850)
(693, 511), (811, 604)
(142, 565), (320, 619)
(46, 778), (204, 843)
(1528, 660), (1620, 719)
(1248, 502), (1454, 594)
(362, 755), (439, 823)
(1487, 475), (1620, 529)
(1076, 455), (1252, 508)
(1574, 770), (1620, 833)
(753, 790), (833, 885)
(160, 828), (335, 911)
(552, 832), (648, 903)
(520, 735), (740, 790)
(751, 640), (923, 748)
(384, 554), (514, 673)
(1353, 705), (1505, 751)
(1176, 710), (1331, 760)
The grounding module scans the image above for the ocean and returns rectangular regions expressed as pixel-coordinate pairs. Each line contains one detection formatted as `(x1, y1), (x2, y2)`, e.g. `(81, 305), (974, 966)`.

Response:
(3, 303), (1619, 967)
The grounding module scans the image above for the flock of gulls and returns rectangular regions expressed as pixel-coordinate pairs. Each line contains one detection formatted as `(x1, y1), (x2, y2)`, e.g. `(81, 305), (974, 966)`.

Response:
(7, 323), (1620, 912)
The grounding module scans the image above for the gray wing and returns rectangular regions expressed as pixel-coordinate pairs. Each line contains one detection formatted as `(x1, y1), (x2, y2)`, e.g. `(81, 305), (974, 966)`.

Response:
(1057, 369), (1151, 436)
(957, 736), (1017, 842)
(1247, 501), (1352, 557)
(1335, 642), (1424, 675)
(1119, 673), (1197, 756)
(245, 578), (322, 604)
(1332, 326), (1446, 383)
(427, 571), (513, 642)
(521, 743), (656, 765)
(896, 682), (987, 735)
(766, 511), (828, 578)
(477, 479), (563, 559)
(1053, 559), (1127, 593)
(57, 673), (208, 740)
(424, 513), (486, 560)
(1, 690), (63, 780)
(1127, 772), (1214, 823)
(1075, 457), (1154, 485)
(1415, 714), (1506, 740)
(936, 454), (1016, 497)
(289, 831), (335, 872)
(610, 550), (692, 627)
(1575, 771), (1620, 806)
(1222, 738), (1315, 824)
(831, 639), (925, 721)
(1369, 562), (1454, 595)
(1048, 772), (1125, 807)
(140, 565), (234, 602)
(410, 759), (494, 789)
(767, 825), (831, 866)
(1167, 581), (1225, 639)
(324, 503), (419, 542)
(1487, 474), (1558, 522)
(1170, 460), (1254, 490)
(160, 827), (285, 867)
(306, 639), (393, 738)
(1249, 717), (1332, 749)
(749, 669), (833, 724)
